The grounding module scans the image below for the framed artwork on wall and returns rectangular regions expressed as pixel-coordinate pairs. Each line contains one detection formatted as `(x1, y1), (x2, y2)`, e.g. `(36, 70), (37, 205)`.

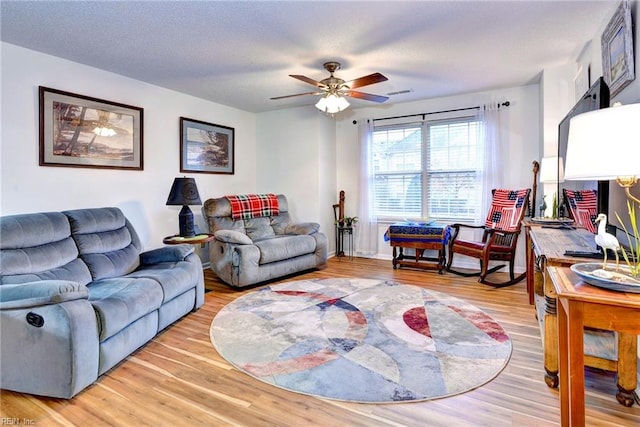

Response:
(601, 0), (635, 98)
(574, 64), (590, 102)
(180, 117), (234, 174)
(39, 86), (143, 170)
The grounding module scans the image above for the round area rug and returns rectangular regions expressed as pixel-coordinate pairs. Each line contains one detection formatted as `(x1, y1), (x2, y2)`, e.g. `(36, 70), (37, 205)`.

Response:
(210, 278), (512, 403)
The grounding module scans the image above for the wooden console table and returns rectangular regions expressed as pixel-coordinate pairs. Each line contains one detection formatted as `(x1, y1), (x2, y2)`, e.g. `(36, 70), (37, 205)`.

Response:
(384, 222), (449, 273)
(524, 222), (617, 389)
(550, 266), (640, 425)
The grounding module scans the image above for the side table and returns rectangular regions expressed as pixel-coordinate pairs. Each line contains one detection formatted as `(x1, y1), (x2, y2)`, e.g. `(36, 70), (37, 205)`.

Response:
(163, 233), (215, 248)
(384, 222), (449, 273)
(335, 225), (353, 260)
(549, 266), (640, 425)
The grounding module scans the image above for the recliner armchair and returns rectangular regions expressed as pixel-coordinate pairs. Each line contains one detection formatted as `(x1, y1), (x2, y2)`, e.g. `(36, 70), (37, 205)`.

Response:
(203, 194), (328, 288)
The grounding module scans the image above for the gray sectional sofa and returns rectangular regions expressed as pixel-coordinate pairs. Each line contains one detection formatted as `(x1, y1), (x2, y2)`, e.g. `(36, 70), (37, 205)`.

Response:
(203, 194), (327, 287)
(0, 207), (204, 398)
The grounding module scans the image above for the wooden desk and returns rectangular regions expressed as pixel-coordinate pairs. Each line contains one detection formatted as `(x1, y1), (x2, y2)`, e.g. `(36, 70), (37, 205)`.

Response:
(550, 266), (640, 425)
(523, 222), (606, 388)
(385, 222), (449, 273)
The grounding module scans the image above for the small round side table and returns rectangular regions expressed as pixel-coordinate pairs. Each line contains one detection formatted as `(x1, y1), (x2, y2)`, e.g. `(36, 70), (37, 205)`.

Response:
(163, 233), (215, 248)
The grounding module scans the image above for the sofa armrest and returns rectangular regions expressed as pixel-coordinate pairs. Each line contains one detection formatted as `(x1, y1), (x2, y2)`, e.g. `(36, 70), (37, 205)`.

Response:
(0, 281), (89, 310)
(285, 222), (320, 235)
(215, 229), (253, 245)
(0, 297), (99, 398)
(140, 245), (195, 265)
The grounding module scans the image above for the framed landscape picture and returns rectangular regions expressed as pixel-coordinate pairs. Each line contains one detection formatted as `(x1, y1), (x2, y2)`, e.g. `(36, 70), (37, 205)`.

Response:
(39, 86), (143, 170)
(180, 117), (234, 174)
(601, 0), (635, 97)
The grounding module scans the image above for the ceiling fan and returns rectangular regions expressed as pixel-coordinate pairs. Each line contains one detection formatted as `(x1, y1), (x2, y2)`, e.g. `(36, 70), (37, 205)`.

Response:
(271, 61), (389, 112)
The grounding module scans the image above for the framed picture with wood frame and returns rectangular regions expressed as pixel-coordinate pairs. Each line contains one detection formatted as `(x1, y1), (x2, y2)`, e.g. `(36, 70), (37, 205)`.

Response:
(601, 0), (635, 97)
(180, 117), (234, 174)
(39, 86), (143, 170)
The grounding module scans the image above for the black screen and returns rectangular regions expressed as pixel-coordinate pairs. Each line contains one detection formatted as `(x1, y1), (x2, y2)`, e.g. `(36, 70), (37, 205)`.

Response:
(557, 76), (610, 217)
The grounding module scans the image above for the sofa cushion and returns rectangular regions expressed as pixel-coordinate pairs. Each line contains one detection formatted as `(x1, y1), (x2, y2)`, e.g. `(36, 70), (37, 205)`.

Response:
(0, 212), (92, 286)
(254, 235), (317, 264)
(245, 217), (276, 241)
(88, 277), (163, 341)
(126, 260), (201, 304)
(64, 208), (142, 280)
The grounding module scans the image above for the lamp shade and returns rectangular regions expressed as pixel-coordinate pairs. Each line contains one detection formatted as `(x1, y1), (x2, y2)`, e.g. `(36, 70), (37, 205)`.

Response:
(315, 94), (350, 114)
(539, 156), (564, 183)
(166, 177), (202, 206)
(564, 103), (640, 181)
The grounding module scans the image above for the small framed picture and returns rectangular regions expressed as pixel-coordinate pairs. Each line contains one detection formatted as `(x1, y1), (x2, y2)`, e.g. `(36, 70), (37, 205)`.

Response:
(574, 65), (590, 102)
(601, 0), (635, 97)
(39, 86), (143, 170)
(180, 117), (234, 174)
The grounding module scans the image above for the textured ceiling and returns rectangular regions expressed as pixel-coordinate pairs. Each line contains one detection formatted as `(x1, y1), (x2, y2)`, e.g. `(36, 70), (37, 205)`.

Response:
(0, 1), (617, 113)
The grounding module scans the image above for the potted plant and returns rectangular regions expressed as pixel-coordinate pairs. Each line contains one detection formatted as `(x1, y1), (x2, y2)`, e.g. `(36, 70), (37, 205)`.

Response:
(344, 216), (358, 227)
(335, 216), (358, 228)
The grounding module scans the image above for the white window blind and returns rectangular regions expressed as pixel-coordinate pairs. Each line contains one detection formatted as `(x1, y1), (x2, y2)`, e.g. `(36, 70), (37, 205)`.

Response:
(372, 118), (482, 221)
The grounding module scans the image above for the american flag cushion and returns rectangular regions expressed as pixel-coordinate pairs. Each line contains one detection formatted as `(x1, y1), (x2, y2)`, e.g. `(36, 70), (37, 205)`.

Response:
(564, 189), (597, 233)
(225, 194), (280, 221)
(484, 189), (529, 231)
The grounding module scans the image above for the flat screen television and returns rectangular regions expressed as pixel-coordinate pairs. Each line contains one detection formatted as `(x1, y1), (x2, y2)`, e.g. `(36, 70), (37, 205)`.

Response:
(557, 76), (610, 218)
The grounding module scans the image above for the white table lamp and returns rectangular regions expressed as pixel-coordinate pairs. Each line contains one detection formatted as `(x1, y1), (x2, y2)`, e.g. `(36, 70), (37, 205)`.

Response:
(540, 156), (565, 183)
(564, 103), (640, 204)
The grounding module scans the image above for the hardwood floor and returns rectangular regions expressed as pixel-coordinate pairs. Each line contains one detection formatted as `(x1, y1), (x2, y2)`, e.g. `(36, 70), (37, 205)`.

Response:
(2, 257), (639, 426)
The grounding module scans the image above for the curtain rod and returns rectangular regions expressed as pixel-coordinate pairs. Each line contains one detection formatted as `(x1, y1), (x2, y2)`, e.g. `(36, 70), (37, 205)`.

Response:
(352, 101), (510, 124)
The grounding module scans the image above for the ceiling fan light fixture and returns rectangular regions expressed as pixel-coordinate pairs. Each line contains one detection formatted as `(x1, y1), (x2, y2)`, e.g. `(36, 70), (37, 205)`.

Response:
(93, 126), (116, 137)
(315, 93), (349, 114)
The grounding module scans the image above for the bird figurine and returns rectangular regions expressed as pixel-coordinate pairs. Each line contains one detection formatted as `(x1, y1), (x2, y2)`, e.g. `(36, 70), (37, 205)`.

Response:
(594, 213), (621, 270)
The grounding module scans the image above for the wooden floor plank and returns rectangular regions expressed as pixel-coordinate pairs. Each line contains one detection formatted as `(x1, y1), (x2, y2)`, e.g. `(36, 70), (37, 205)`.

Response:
(2, 257), (639, 426)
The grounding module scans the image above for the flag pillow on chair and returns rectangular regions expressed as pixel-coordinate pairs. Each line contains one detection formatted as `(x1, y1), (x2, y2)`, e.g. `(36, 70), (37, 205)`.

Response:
(484, 189), (529, 231)
(563, 189), (597, 233)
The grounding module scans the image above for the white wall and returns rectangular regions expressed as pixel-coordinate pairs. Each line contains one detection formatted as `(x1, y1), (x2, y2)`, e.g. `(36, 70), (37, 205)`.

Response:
(3, 1), (634, 266)
(0, 43), (257, 255)
(255, 107), (336, 240)
(333, 84), (541, 270)
(546, 1), (640, 233)
(579, 1), (640, 230)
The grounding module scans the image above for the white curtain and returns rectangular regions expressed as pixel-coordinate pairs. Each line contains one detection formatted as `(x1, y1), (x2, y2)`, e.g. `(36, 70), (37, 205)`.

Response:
(355, 118), (378, 256)
(477, 103), (506, 219)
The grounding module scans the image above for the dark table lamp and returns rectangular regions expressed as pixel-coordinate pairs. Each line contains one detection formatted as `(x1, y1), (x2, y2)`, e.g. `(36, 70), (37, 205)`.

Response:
(166, 177), (202, 237)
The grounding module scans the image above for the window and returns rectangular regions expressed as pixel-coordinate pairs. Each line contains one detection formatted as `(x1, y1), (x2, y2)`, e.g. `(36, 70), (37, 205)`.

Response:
(372, 117), (482, 222)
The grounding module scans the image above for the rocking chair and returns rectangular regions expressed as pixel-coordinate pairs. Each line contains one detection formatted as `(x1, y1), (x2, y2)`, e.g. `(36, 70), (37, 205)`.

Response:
(446, 188), (531, 287)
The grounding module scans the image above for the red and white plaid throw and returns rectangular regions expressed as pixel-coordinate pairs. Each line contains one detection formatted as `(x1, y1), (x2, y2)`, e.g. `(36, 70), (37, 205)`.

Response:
(484, 189), (529, 231)
(225, 194), (280, 221)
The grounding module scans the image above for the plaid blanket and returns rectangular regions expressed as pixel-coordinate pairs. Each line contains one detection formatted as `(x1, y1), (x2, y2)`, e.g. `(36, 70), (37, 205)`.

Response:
(225, 194), (280, 220)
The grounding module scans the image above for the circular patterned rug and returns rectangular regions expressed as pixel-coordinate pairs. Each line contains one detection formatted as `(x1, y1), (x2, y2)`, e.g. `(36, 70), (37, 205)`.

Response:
(210, 278), (512, 403)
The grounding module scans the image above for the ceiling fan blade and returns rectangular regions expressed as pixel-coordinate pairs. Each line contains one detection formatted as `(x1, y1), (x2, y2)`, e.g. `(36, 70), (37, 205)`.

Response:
(290, 75), (326, 88)
(270, 91), (322, 100)
(346, 72), (388, 89)
(344, 90), (389, 103)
